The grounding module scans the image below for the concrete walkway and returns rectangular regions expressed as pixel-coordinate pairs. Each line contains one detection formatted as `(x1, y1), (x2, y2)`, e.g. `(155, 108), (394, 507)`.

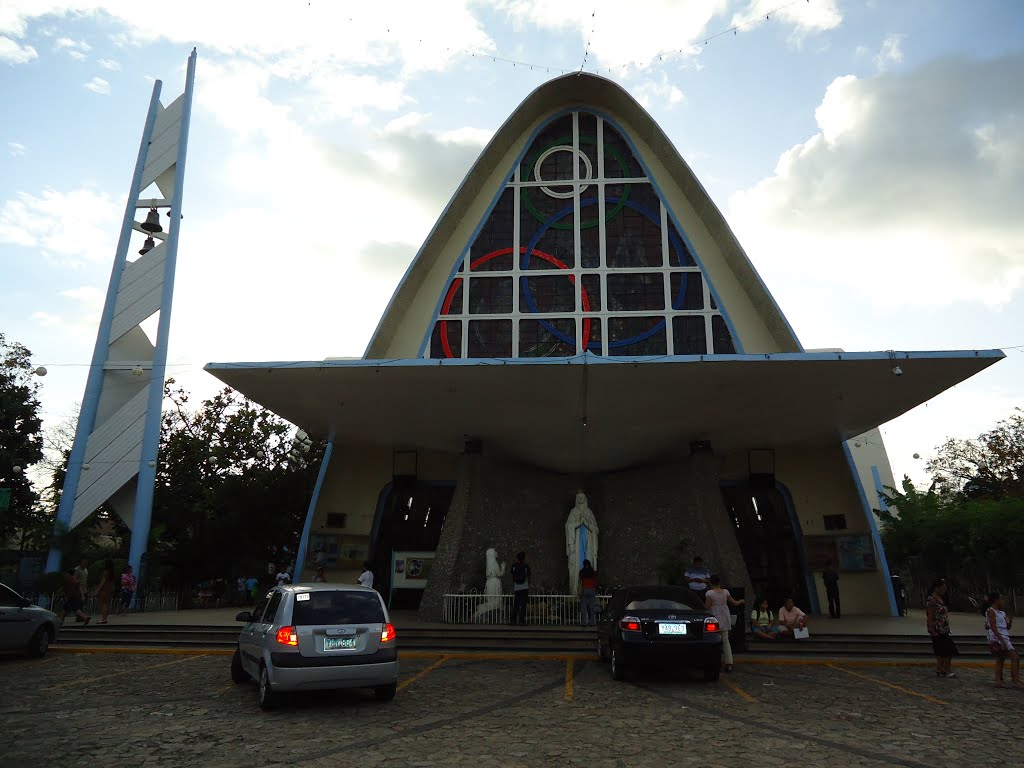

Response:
(91, 606), (989, 637)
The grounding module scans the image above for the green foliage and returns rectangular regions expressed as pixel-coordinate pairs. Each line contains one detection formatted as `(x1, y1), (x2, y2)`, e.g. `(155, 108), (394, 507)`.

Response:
(0, 333), (45, 548)
(150, 380), (324, 588)
(881, 477), (1024, 591)
(926, 412), (1024, 499)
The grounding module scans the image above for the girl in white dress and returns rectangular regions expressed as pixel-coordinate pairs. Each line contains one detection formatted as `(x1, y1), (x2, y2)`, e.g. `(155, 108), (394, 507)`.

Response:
(984, 592), (1020, 688)
(705, 574), (745, 673)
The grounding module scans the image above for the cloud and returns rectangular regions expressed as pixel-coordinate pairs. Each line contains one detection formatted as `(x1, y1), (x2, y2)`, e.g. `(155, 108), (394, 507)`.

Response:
(874, 33), (905, 71)
(8, 141), (26, 157)
(84, 76), (110, 94)
(0, 35), (37, 63)
(728, 54), (1024, 308)
(97, 57), (119, 70)
(0, 187), (121, 266)
(632, 72), (685, 110)
(54, 35), (89, 59)
(731, 0), (842, 40)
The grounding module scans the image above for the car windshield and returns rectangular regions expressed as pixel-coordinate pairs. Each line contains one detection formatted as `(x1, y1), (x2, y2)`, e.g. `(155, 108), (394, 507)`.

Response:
(291, 590), (385, 626)
(625, 589), (704, 611)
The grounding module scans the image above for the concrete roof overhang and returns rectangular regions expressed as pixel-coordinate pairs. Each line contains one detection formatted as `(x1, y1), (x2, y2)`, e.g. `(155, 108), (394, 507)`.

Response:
(205, 350), (1003, 474)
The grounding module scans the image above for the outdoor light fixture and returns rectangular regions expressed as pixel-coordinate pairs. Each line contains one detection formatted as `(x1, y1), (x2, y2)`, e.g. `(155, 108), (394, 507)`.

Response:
(34, 366), (47, 377)
(147, 460), (157, 468)
(139, 236), (155, 255)
(892, 365), (903, 376)
(913, 452), (921, 459)
(256, 450), (265, 459)
(131, 365), (145, 377)
(12, 465), (22, 474)
(140, 208), (163, 233)
(82, 463), (91, 471)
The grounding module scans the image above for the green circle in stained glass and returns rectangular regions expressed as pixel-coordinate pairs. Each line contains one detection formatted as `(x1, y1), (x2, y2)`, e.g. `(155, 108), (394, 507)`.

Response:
(521, 135), (632, 230)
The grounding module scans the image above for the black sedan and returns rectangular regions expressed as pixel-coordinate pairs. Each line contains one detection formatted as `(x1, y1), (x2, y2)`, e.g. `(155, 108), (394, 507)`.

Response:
(597, 585), (723, 681)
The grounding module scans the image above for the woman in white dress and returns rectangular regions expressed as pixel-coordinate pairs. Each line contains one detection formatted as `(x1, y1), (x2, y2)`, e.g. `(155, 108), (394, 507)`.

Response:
(704, 574), (745, 673)
(984, 591), (1020, 688)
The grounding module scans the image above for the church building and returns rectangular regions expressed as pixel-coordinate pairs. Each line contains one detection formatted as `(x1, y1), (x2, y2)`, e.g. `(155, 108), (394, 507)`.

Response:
(207, 73), (1002, 618)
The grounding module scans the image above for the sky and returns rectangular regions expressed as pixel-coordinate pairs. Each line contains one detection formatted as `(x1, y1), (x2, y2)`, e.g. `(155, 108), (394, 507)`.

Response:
(1, 0), (1022, 489)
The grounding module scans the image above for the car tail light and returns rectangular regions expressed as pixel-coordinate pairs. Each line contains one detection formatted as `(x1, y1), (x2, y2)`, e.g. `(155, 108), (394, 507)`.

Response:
(381, 623), (397, 643)
(704, 617), (720, 633)
(619, 616), (641, 632)
(275, 626), (298, 646)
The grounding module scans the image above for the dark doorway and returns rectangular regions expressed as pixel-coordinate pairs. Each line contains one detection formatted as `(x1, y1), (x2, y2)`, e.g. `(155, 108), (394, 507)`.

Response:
(721, 484), (811, 613)
(370, 482), (454, 609)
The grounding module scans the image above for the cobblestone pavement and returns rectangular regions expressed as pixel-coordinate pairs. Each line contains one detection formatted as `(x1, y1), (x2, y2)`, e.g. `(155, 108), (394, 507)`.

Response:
(3, 650), (1021, 767)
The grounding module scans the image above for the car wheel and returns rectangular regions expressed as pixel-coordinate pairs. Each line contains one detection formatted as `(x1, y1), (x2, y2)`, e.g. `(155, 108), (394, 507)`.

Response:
(27, 626), (52, 658)
(258, 664), (277, 710)
(611, 648), (627, 681)
(374, 683), (397, 702)
(231, 648), (248, 684)
(703, 665), (721, 682)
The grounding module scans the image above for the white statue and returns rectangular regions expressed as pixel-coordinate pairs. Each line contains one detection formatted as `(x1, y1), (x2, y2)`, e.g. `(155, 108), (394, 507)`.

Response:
(474, 548), (505, 619)
(565, 491), (599, 595)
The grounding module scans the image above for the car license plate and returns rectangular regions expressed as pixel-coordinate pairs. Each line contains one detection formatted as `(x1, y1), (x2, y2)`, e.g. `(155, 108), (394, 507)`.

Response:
(324, 636), (357, 650)
(658, 623), (687, 635)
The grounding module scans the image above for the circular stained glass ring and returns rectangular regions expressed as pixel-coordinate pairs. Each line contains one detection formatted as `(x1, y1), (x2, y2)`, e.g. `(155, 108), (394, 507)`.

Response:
(521, 135), (632, 230)
(439, 247), (591, 358)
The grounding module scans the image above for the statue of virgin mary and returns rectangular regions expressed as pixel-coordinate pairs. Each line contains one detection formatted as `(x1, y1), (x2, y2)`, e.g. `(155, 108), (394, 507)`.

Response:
(565, 491), (599, 595)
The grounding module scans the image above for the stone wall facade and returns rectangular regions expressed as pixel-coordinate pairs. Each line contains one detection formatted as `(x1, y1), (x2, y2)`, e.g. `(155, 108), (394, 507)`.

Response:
(418, 450), (753, 621)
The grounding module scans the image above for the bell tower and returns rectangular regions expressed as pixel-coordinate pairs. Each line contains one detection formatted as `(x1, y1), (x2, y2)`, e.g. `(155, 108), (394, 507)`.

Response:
(45, 50), (198, 599)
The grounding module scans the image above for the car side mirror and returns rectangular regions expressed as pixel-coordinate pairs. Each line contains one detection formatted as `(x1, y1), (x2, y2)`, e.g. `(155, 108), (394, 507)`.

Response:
(235, 611), (252, 623)
(20, 598), (32, 608)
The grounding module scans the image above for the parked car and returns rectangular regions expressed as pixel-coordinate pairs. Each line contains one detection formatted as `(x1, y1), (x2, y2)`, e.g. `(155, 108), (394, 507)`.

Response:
(0, 582), (60, 658)
(232, 584), (399, 709)
(596, 584), (723, 681)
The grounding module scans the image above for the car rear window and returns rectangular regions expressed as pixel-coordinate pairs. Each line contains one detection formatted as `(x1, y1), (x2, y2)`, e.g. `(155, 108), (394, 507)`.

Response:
(625, 589), (704, 611)
(291, 590), (385, 626)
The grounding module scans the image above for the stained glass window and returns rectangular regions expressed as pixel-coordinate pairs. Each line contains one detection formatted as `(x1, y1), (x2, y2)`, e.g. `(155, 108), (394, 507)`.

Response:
(427, 112), (738, 358)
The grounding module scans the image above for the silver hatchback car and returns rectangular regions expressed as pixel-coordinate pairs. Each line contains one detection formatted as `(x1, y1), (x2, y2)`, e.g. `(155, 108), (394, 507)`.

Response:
(0, 582), (60, 658)
(232, 584), (398, 709)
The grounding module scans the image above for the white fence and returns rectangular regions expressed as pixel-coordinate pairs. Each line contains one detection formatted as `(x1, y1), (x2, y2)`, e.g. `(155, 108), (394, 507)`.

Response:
(443, 591), (612, 625)
(38, 590), (181, 615)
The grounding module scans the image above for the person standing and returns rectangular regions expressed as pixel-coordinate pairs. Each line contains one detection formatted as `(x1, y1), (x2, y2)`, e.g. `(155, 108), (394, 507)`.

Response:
(578, 559), (598, 627)
(58, 567), (91, 626)
(357, 562), (374, 589)
(823, 559), (841, 619)
(97, 560), (116, 624)
(73, 558), (90, 616)
(684, 556), (711, 601)
(245, 575), (258, 605)
(236, 577), (247, 606)
(926, 578), (958, 678)
(984, 592), (1019, 688)
(275, 567), (291, 586)
(120, 565), (137, 612)
(705, 575), (745, 672)
(313, 567), (327, 583)
(510, 551), (531, 626)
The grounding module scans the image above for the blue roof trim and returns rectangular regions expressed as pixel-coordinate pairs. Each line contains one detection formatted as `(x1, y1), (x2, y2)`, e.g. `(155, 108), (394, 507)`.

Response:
(412, 106), (756, 360)
(205, 347), (1005, 372)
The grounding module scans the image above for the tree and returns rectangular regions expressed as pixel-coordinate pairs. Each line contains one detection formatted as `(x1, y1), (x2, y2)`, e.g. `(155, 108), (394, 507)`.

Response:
(926, 411), (1024, 500)
(0, 333), (45, 548)
(150, 380), (324, 590)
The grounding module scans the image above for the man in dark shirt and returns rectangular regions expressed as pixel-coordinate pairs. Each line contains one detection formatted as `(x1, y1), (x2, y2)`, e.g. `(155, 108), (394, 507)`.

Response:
(58, 567), (91, 626)
(509, 551), (531, 626)
(823, 559), (840, 619)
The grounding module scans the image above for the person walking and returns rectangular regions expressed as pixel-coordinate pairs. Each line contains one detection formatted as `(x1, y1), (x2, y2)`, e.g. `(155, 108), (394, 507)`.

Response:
(510, 551), (531, 626)
(57, 567), (91, 626)
(684, 556), (711, 602)
(119, 565), (137, 613)
(823, 559), (841, 619)
(97, 560), (116, 624)
(984, 592), (1020, 688)
(926, 578), (958, 678)
(705, 575), (744, 672)
(357, 562), (374, 588)
(578, 559), (598, 626)
(73, 558), (90, 617)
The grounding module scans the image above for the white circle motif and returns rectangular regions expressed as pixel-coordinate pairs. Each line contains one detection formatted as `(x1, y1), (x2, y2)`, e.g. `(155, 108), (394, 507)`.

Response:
(533, 145), (593, 198)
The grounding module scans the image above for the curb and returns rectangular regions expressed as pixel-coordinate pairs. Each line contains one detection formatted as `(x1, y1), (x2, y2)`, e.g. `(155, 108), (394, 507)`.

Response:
(50, 645), (996, 667)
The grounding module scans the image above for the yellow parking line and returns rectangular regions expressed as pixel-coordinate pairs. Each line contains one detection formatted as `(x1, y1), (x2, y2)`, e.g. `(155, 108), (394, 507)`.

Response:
(826, 663), (948, 706)
(722, 676), (756, 702)
(565, 658), (575, 701)
(398, 655), (447, 692)
(46, 653), (206, 691)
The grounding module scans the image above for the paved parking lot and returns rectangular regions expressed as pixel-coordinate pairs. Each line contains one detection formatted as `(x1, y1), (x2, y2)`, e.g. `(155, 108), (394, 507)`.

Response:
(2, 650), (1020, 767)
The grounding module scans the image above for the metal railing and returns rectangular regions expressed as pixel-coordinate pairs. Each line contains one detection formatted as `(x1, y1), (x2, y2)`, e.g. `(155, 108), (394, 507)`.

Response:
(442, 590), (611, 625)
(35, 590), (181, 615)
